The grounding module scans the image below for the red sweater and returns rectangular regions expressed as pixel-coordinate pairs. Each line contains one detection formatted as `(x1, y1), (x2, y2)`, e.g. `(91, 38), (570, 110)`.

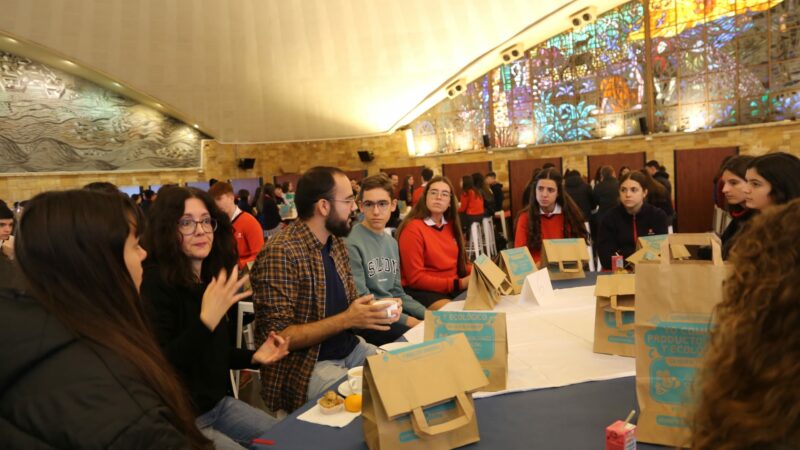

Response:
(232, 211), (265, 269)
(411, 186), (424, 206)
(398, 219), (471, 294)
(458, 190), (484, 215)
(514, 213), (566, 263)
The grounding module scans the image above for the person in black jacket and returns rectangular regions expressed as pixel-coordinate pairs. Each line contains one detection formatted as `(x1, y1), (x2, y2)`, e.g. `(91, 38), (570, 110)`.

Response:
(645, 160), (672, 195)
(141, 187), (289, 449)
(564, 169), (595, 222)
(485, 171), (505, 212)
(2, 189), (211, 449)
(597, 171), (669, 269)
(256, 182), (283, 238)
(716, 155), (755, 258)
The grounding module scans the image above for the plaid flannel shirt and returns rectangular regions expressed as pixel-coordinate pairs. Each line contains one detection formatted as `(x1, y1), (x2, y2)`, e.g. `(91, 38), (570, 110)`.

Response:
(251, 220), (358, 412)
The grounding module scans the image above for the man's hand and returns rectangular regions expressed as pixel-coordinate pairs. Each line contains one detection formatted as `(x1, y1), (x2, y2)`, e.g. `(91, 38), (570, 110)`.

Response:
(252, 331), (290, 365)
(1, 236), (14, 260)
(344, 294), (400, 331)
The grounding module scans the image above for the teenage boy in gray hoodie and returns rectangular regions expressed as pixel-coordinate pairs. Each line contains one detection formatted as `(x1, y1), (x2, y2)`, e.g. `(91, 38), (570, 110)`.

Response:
(346, 174), (425, 336)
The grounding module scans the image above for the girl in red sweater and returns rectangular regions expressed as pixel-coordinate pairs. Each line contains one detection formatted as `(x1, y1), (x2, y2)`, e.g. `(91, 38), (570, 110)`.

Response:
(397, 176), (471, 310)
(458, 175), (485, 233)
(514, 168), (588, 263)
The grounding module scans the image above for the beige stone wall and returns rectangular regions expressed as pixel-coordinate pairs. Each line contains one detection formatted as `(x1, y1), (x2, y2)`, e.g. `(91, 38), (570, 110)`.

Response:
(2, 121), (798, 203)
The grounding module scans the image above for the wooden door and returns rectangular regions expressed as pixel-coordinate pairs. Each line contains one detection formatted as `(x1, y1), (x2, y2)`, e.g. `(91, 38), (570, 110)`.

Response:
(674, 147), (738, 232)
(342, 169), (367, 182)
(507, 157), (562, 219)
(381, 165), (423, 196)
(587, 152), (646, 183)
(442, 161), (492, 197)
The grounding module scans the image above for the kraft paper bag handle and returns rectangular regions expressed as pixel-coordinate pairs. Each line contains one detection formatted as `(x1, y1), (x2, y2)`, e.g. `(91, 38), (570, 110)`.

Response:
(410, 392), (474, 437)
(557, 260), (581, 273)
(659, 233), (723, 266)
(608, 294), (635, 331)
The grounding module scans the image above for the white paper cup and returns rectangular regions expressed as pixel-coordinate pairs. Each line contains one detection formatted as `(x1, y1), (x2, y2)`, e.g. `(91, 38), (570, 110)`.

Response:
(372, 299), (399, 318)
(347, 366), (363, 393)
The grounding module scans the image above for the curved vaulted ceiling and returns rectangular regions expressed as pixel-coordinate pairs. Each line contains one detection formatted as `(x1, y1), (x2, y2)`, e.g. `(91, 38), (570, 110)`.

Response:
(0, 0), (622, 143)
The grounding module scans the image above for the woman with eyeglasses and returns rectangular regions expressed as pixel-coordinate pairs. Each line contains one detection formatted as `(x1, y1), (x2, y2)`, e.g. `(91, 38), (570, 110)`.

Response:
(397, 176), (471, 311)
(141, 186), (289, 450)
(2, 190), (212, 448)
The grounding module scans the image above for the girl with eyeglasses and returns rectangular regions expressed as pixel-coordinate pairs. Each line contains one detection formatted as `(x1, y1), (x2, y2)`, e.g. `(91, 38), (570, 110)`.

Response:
(397, 176), (471, 311)
(2, 190), (211, 448)
(141, 186), (289, 450)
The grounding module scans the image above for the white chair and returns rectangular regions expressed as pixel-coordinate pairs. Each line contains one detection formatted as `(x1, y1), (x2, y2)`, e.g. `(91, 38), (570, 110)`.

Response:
(494, 210), (509, 243)
(481, 217), (497, 258)
(383, 227), (396, 238)
(232, 301), (256, 399)
(584, 222), (596, 272)
(467, 221), (485, 260)
(668, 225), (674, 234)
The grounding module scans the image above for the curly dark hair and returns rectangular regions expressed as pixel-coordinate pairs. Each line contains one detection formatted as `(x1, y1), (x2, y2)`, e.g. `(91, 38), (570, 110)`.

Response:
(524, 168), (588, 254)
(142, 186), (237, 287)
(692, 198), (800, 450)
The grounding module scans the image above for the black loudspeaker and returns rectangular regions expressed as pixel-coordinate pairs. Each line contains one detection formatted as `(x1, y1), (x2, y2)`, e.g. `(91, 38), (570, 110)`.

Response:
(357, 150), (374, 162)
(482, 134), (491, 148)
(237, 158), (256, 169)
(638, 117), (649, 135)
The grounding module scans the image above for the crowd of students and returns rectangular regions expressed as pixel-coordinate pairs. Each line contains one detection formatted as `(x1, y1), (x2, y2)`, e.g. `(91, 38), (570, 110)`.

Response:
(0, 151), (798, 449)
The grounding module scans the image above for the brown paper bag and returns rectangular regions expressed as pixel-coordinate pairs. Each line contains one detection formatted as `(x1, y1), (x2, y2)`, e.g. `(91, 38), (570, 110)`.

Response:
(540, 238), (589, 280)
(362, 333), (488, 450)
(627, 234), (691, 266)
(424, 311), (507, 391)
(497, 247), (537, 295)
(593, 273), (636, 357)
(464, 254), (512, 310)
(634, 233), (727, 447)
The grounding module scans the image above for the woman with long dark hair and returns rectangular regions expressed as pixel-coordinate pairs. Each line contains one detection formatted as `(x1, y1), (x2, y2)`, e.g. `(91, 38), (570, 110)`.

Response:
(471, 172), (495, 216)
(514, 168), (588, 263)
(2, 189), (211, 448)
(716, 155), (755, 258)
(693, 198), (800, 450)
(458, 174), (484, 231)
(256, 182), (282, 238)
(397, 174), (415, 207)
(397, 176), (470, 310)
(141, 187), (289, 449)
(744, 152), (800, 211)
(596, 171), (669, 269)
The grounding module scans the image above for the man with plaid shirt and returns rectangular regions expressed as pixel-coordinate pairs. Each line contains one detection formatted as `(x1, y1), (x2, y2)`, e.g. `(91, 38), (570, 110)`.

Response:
(251, 167), (401, 413)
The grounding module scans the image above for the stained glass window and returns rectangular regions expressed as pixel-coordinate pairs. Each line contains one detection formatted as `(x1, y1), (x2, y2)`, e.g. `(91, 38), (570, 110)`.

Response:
(409, 0), (800, 153)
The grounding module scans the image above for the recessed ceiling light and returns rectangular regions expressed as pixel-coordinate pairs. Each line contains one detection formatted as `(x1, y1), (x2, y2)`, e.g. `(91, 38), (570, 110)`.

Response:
(112, 82), (121, 88)
(154, 103), (163, 108)
(193, 124), (199, 129)
(63, 60), (76, 66)
(4, 37), (18, 44)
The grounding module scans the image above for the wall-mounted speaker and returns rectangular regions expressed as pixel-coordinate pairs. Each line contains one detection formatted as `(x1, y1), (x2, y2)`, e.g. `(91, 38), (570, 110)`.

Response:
(570, 6), (597, 29)
(238, 158), (256, 169)
(357, 150), (374, 162)
(638, 117), (649, 135)
(500, 43), (525, 63)
(445, 78), (467, 99)
(482, 134), (491, 148)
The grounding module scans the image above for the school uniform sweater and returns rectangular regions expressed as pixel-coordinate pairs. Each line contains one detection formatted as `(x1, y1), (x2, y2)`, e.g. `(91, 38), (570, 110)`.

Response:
(596, 203), (668, 269)
(231, 208), (265, 268)
(514, 211), (567, 263)
(345, 223), (426, 323)
(458, 190), (485, 216)
(398, 218), (470, 295)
